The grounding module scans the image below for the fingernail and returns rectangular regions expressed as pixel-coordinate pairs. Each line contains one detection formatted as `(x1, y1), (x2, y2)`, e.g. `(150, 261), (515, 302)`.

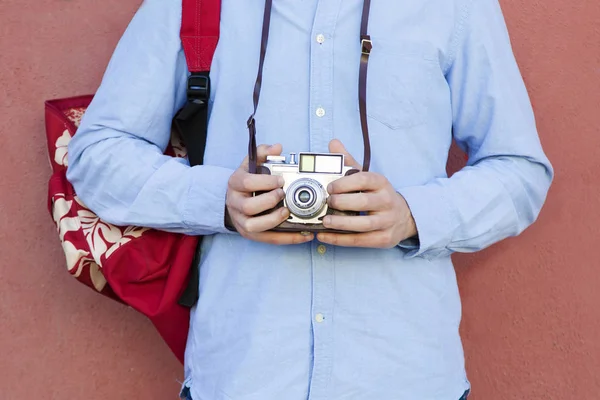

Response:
(280, 208), (289, 217)
(278, 177), (285, 187)
(277, 188), (285, 197)
(323, 216), (331, 225)
(301, 232), (314, 241)
(327, 184), (332, 192)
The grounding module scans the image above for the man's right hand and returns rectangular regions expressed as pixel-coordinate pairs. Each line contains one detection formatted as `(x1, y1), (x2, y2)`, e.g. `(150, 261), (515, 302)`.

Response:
(225, 144), (315, 245)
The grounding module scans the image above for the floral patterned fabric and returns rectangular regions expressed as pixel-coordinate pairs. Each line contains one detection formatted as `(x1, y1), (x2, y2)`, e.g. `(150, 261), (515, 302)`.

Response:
(44, 96), (196, 362)
(48, 99), (184, 294)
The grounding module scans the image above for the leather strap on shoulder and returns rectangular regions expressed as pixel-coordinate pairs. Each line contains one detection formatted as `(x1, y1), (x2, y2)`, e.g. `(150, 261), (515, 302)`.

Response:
(247, 0), (273, 174)
(180, 0), (221, 73)
(247, 0), (372, 173)
(358, 0), (372, 172)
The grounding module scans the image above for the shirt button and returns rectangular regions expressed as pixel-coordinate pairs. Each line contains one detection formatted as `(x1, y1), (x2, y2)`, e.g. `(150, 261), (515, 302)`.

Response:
(317, 244), (327, 255)
(316, 107), (326, 118)
(316, 34), (326, 44)
(315, 313), (325, 323)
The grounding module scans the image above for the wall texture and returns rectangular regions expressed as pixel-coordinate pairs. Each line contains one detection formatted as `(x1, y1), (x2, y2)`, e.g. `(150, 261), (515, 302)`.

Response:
(0, 0), (598, 399)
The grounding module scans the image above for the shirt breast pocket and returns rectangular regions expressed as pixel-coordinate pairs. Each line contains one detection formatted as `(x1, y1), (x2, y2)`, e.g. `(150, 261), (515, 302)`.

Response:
(361, 41), (439, 130)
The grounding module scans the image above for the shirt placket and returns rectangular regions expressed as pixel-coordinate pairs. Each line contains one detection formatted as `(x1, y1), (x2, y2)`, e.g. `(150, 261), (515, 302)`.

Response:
(308, 0), (340, 154)
(308, 1), (342, 399)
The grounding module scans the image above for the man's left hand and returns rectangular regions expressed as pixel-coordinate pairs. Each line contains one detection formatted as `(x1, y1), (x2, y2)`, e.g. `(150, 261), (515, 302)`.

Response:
(317, 139), (417, 249)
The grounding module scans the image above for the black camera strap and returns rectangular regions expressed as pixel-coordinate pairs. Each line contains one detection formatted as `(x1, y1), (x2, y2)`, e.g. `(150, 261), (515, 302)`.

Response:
(247, 0), (373, 174)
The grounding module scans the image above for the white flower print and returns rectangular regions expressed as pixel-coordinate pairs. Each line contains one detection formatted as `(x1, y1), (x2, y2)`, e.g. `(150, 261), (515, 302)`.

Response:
(61, 240), (90, 277)
(105, 225), (149, 258)
(74, 196), (148, 265)
(88, 261), (108, 292)
(65, 107), (87, 127)
(54, 130), (71, 167)
(74, 198), (118, 262)
(52, 196), (80, 240)
(77, 208), (122, 266)
(52, 194), (110, 292)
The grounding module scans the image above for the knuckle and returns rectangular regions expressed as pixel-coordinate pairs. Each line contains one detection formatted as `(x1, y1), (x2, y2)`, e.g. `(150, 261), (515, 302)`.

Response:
(381, 191), (394, 208)
(241, 219), (254, 233)
(240, 201), (254, 216)
(358, 195), (369, 210)
(360, 174), (371, 187)
(382, 231), (395, 247)
(237, 224), (249, 237)
(382, 215), (393, 229)
(228, 173), (239, 189)
(356, 174), (366, 187)
(241, 175), (253, 191)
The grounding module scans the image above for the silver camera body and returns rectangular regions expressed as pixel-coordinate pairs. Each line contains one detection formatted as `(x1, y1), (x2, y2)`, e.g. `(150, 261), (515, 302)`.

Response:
(260, 152), (358, 230)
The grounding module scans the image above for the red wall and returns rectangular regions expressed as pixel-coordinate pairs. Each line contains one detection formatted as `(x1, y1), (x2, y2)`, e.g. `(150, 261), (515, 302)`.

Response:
(1, 1), (598, 398)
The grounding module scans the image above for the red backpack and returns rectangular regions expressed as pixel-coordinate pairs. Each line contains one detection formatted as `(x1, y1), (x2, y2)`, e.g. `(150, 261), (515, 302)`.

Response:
(44, 0), (221, 364)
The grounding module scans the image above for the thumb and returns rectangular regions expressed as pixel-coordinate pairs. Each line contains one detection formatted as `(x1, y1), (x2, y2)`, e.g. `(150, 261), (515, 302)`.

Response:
(258, 143), (283, 163)
(240, 143), (282, 170)
(329, 139), (361, 170)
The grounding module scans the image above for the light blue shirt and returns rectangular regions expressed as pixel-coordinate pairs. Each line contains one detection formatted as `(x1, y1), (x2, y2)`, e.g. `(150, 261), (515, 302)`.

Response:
(67, 0), (553, 399)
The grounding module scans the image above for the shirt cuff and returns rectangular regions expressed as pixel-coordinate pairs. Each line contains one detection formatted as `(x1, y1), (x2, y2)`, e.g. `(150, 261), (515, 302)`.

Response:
(398, 235), (420, 250)
(396, 183), (459, 259)
(183, 165), (234, 235)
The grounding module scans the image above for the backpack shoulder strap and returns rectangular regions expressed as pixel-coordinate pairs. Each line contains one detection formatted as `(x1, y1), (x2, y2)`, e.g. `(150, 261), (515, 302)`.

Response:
(174, 0), (220, 168)
(180, 0), (221, 73)
(175, 0), (221, 308)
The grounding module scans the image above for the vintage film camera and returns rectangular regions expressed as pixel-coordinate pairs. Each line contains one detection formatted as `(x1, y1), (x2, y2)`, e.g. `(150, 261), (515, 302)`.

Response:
(258, 152), (360, 232)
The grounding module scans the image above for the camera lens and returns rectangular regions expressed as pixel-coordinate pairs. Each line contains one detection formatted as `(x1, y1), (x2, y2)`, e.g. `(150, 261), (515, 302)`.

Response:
(285, 178), (327, 219)
(293, 186), (315, 209)
(298, 190), (312, 204)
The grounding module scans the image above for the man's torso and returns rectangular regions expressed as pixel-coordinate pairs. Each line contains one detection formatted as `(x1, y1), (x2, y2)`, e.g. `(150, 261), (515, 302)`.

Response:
(185, 1), (469, 399)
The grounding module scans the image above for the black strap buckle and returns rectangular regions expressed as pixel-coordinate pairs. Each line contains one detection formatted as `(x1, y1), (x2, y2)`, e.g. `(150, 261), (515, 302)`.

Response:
(187, 73), (210, 103)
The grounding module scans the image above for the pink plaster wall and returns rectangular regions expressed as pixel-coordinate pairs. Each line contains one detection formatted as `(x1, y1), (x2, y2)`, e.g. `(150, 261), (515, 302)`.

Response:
(1, 0), (598, 398)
